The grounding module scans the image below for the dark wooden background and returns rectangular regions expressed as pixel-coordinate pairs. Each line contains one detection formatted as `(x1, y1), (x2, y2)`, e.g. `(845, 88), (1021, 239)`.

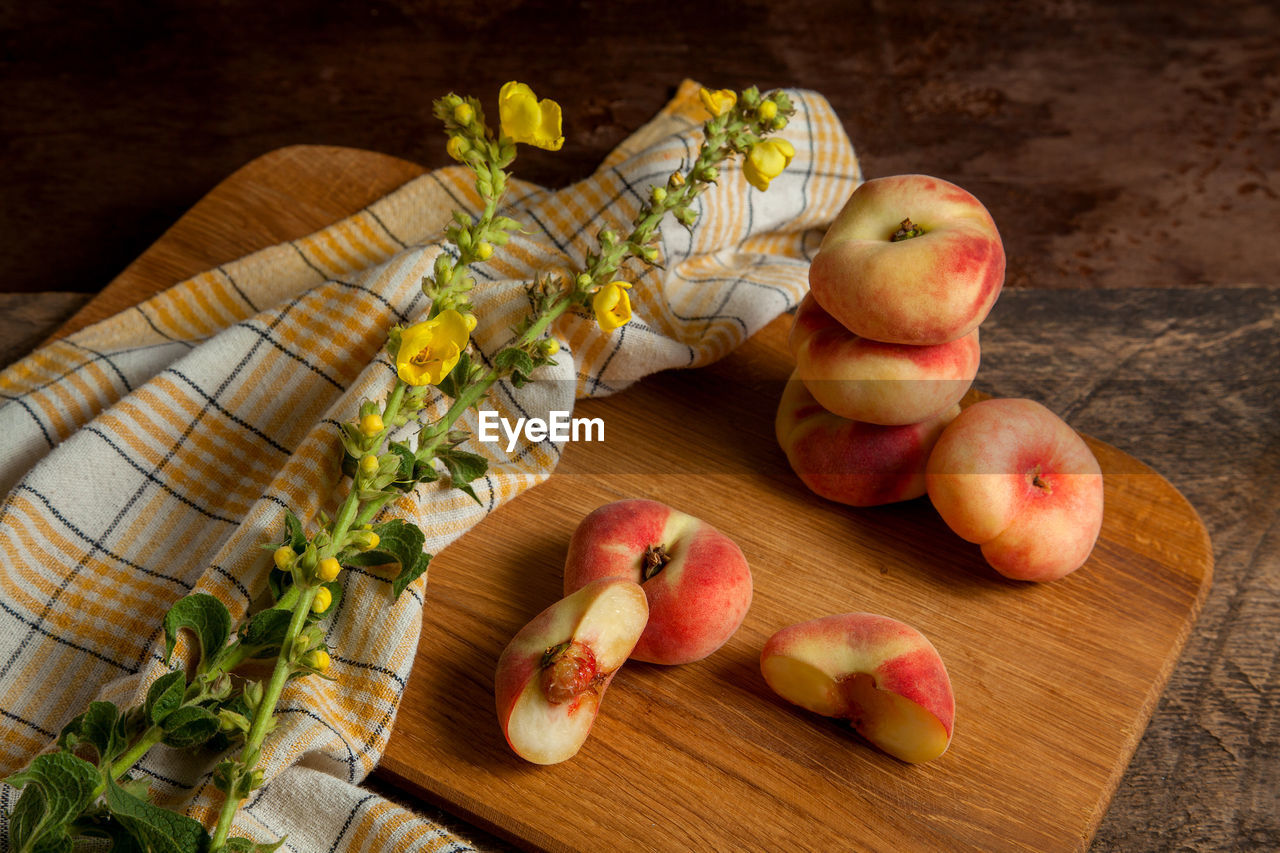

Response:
(2, 1), (1277, 850)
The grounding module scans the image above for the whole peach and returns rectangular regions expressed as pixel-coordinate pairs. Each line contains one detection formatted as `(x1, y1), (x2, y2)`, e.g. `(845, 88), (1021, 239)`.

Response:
(809, 174), (1005, 345)
(563, 499), (752, 666)
(776, 372), (959, 507)
(789, 292), (980, 425)
(926, 397), (1104, 582)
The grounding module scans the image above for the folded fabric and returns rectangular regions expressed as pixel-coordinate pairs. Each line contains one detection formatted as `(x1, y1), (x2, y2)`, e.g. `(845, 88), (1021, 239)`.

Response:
(0, 80), (858, 851)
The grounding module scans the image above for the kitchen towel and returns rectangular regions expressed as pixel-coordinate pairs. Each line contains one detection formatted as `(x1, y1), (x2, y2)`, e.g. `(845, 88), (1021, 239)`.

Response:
(0, 80), (858, 851)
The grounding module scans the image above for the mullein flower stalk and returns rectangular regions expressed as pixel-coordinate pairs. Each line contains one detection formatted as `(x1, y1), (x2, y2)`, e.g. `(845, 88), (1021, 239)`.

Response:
(3, 82), (797, 853)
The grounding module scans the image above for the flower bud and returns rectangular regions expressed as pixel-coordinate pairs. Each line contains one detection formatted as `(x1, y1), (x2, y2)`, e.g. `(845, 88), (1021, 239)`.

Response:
(475, 241), (494, 261)
(650, 186), (668, 204)
(668, 171), (686, 189)
(316, 557), (341, 582)
(312, 586), (333, 614)
(576, 273), (593, 290)
(303, 649), (331, 672)
(701, 165), (719, 183)
(351, 530), (380, 551)
(248, 769), (265, 791)
(244, 680), (264, 708)
(639, 245), (660, 263)
(598, 229), (616, 246)
(675, 207), (698, 227)
(453, 102), (474, 125)
(273, 545), (295, 571)
(758, 100), (778, 121)
(359, 454), (379, 476)
(446, 136), (469, 163)
(772, 116), (790, 131)
(359, 413), (384, 437)
(540, 338), (561, 357)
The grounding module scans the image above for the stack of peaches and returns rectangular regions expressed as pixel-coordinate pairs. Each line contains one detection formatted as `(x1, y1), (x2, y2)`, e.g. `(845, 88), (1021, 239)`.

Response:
(492, 175), (1105, 771)
(778, 174), (1104, 584)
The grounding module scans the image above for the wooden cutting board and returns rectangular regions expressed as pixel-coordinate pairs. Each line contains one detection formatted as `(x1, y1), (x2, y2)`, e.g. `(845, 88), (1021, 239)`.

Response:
(52, 146), (1213, 853)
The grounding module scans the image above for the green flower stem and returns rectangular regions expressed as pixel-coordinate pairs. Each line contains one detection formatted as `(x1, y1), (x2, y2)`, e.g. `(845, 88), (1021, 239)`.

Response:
(104, 725), (165, 785)
(210, 584), (319, 852)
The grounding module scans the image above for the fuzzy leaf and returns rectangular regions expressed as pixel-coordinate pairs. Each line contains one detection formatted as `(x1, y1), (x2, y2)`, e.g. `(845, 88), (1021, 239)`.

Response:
(388, 441), (418, 491)
(437, 448), (487, 504)
(392, 551), (432, 601)
(57, 701), (124, 766)
(104, 776), (207, 853)
(159, 705), (219, 750)
(494, 347), (535, 377)
(342, 518), (424, 574)
(144, 671), (187, 726)
(436, 350), (471, 400)
(5, 751), (100, 853)
(237, 608), (293, 657)
(283, 510), (307, 552)
(162, 594), (231, 673)
(224, 836), (286, 853)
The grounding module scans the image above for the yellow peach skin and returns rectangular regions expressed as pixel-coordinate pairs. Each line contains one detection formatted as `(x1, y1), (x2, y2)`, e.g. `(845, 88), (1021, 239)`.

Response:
(789, 292), (981, 425)
(925, 397), (1104, 582)
(809, 174), (1005, 345)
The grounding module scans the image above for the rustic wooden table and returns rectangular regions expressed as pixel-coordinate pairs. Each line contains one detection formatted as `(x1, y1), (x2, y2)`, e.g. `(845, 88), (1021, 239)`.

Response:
(2, 2), (1276, 849)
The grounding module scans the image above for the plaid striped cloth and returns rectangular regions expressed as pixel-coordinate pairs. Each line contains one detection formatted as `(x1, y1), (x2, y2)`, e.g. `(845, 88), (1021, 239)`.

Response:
(0, 80), (858, 851)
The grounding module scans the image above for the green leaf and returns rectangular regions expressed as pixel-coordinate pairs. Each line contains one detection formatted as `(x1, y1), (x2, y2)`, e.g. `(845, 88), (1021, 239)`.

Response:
(283, 510), (307, 552)
(392, 551), (432, 600)
(57, 701), (123, 766)
(225, 837), (285, 853)
(342, 518), (424, 573)
(159, 705), (219, 750)
(388, 441), (418, 491)
(5, 751), (100, 853)
(437, 448), (487, 504)
(162, 594), (231, 673)
(436, 350), (471, 400)
(237, 608), (293, 657)
(104, 775), (208, 853)
(494, 347), (535, 377)
(144, 671), (187, 726)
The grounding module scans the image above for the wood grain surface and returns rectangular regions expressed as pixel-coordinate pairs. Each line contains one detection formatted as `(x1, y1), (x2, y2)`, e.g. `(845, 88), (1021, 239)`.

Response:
(42, 146), (1214, 851)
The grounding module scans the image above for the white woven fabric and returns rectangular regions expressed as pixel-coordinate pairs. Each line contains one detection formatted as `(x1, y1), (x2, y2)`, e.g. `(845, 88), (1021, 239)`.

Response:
(0, 81), (859, 851)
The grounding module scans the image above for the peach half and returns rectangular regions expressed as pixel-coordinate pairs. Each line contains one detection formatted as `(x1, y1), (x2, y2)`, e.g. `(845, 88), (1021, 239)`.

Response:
(494, 578), (649, 764)
(761, 613), (956, 763)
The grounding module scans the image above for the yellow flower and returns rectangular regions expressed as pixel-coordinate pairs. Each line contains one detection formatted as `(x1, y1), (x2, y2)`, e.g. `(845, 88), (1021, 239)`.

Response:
(592, 281), (633, 332)
(359, 413), (384, 437)
(758, 100), (778, 121)
(498, 81), (564, 151)
(312, 586), (332, 614)
(317, 557), (341, 582)
(699, 87), (737, 117)
(743, 138), (796, 192)
(396, 309), (472, 386)
(453, 102), (474, 125)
